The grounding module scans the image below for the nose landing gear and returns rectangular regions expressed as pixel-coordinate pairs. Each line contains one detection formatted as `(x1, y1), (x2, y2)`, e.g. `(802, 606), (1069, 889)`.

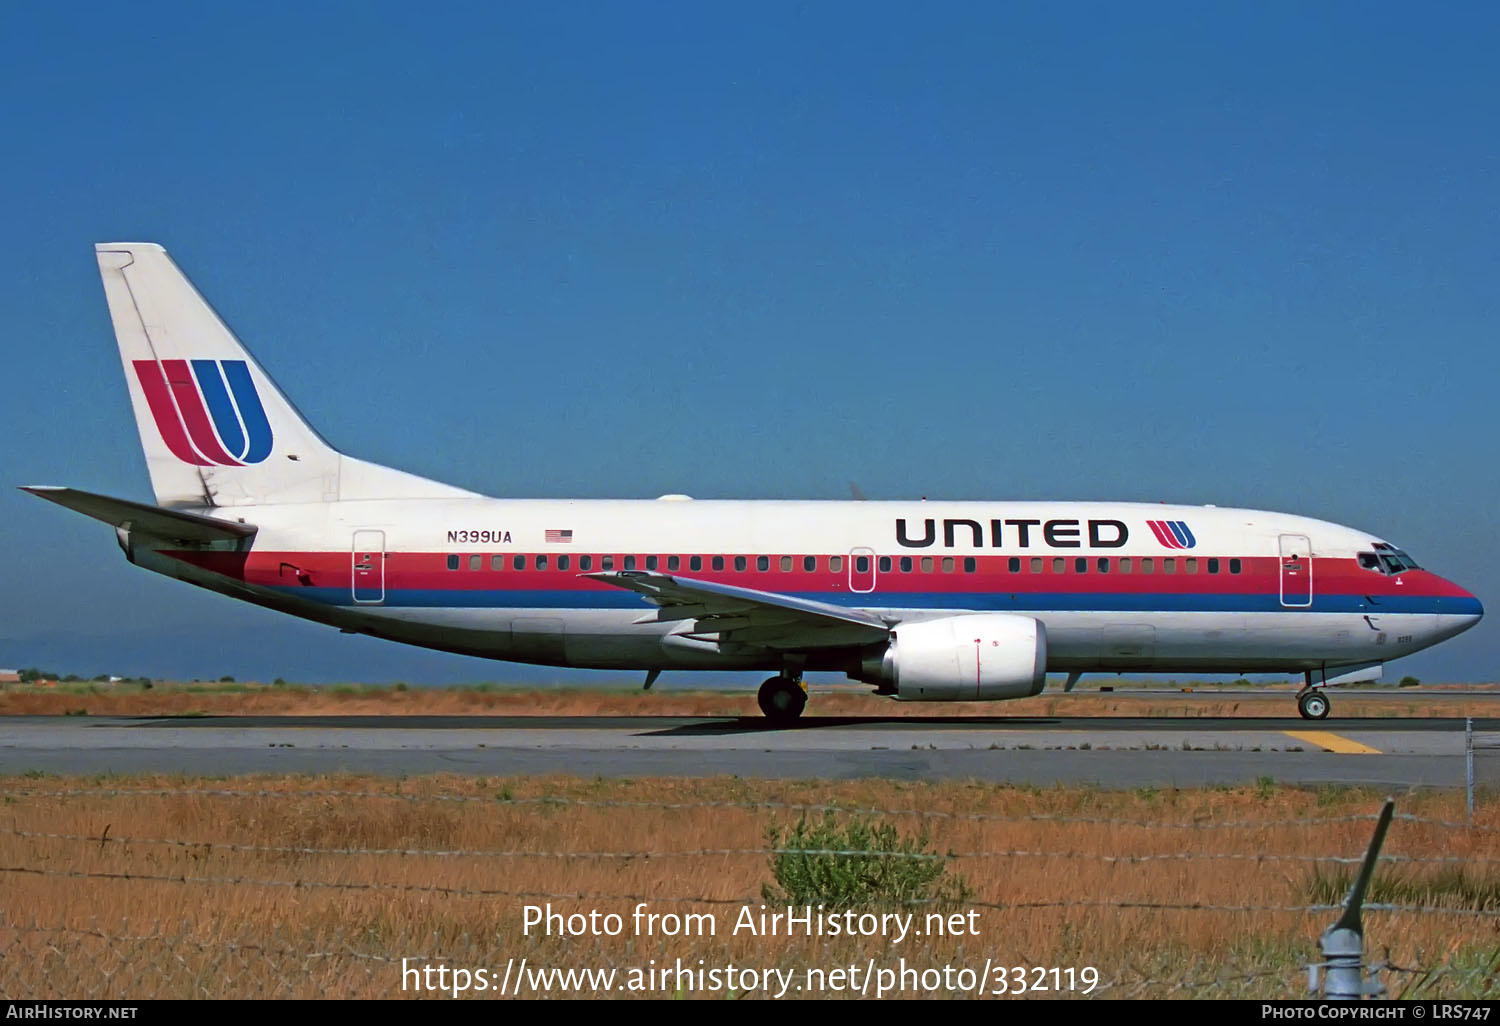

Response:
(757, 675), (807, 723)
(1297, 688), (1330, 720)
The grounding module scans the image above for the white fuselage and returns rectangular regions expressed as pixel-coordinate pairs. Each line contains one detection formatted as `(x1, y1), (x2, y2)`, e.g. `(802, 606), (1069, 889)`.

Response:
(130, 498), (1482, 682)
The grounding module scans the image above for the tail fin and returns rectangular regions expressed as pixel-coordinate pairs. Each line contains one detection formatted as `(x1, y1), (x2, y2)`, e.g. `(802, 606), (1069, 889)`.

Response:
(95, 243), (476, 508)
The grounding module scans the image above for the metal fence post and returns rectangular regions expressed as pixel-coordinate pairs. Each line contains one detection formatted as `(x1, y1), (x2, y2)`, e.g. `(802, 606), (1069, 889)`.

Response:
(1467, 716), (1475, 825)
(1312, 797), (1394, 1000)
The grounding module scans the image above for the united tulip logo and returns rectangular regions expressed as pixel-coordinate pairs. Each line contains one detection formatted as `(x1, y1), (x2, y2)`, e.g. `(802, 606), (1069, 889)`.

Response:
(133, 359), (272, 466)
(1146, 520), (1197, 549)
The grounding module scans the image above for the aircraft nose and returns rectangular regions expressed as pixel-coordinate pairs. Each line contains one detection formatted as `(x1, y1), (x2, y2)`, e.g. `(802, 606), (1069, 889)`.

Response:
(1437, 578), (1483, 637)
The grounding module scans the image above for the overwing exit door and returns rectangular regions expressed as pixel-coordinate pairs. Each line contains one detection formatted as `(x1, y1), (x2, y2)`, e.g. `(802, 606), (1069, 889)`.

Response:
(353, 530), (386, 604)
(849, 546), (877, 593)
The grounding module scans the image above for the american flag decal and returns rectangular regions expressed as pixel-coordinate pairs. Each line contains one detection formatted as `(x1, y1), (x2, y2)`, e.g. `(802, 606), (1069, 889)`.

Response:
(545, 529), (573, 544)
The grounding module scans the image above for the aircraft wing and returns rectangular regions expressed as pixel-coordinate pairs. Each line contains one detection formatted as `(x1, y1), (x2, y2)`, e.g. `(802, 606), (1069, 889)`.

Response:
(21, 486), (257, 543)
(583, 571), (891, 650)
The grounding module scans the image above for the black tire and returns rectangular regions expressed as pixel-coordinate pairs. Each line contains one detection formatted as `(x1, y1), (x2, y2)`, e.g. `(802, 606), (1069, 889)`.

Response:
(757, 676), (807, 723)
(1298, 689), (1330, 720)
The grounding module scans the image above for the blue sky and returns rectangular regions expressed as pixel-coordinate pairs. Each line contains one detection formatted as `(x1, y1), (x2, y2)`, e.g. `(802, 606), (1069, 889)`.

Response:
(1, 2), (1495, 684)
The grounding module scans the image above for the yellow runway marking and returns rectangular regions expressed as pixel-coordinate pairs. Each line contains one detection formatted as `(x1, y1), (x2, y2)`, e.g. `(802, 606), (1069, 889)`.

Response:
(1283, 731), (1382, 754)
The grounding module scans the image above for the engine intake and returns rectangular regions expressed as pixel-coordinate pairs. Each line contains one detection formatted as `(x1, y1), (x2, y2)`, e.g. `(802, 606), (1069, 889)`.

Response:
(860, 613), (1048, 701)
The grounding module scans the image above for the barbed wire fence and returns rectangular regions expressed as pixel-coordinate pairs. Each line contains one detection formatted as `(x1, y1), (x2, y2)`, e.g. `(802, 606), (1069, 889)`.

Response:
(0, 788), (1497, 999)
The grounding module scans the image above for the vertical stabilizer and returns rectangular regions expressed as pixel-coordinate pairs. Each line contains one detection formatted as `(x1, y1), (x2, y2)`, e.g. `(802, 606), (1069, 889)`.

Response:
(95, 243), (476, 508)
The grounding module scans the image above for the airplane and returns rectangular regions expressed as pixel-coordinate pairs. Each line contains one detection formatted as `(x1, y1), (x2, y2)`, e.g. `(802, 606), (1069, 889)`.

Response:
(22, 243), (1483, 722)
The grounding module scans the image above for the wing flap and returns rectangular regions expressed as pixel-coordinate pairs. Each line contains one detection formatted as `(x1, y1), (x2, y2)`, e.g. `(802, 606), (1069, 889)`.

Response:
(585, 571), (890, 649)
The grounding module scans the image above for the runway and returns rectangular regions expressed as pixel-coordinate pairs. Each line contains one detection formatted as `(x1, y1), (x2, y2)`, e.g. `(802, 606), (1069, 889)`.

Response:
(1, 713), (1496, 788)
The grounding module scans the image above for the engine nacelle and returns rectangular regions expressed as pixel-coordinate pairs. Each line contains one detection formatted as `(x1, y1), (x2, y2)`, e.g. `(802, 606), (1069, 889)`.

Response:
(864, 613), (1048, 701)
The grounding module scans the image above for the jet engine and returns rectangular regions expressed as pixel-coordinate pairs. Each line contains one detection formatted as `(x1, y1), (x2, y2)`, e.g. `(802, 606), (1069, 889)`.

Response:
(858, 613), (1048, 701)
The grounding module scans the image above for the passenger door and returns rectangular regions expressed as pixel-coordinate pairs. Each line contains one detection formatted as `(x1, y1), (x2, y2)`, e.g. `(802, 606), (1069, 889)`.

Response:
(352, 530), (386, 604)
(1279, 534), (1312, 608)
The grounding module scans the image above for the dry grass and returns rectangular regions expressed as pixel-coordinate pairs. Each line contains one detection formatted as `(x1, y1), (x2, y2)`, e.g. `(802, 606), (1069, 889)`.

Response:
(1, 681), (1496, 720)
(1, 773), (1498, 998)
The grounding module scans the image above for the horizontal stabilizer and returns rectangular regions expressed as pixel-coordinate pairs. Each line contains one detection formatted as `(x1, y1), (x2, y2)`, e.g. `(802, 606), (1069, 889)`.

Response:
(20, 486), (257, 543)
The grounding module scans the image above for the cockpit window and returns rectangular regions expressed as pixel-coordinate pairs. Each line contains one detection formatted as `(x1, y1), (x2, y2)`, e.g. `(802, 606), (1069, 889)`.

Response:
(1361, 543), (1420, 575)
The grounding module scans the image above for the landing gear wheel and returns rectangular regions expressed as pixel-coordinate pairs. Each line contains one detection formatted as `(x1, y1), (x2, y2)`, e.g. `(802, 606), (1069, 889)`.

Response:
(1297, 689), (1330, 720)
(757, 676), (807, 723)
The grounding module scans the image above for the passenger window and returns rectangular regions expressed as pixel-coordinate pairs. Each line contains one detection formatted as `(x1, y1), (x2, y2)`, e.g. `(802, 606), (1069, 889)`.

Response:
(712, 556), (724, 571)
(690, 556), (702, 571)
(756, 555), (769, 571)
(1119, 558), (1132, 573)
(804, 556), (816, 572)
(1097, 558), (1109, 573)
(490, 554), (504, 571)
(535, 554), (548, 571)
(735, 556), (747, 572)
(1141, 557), (1154, 574)
(1229, 558), (1241, 574)
(1053, 557), (1065, 574)
(1185, 558), (1198, 574)
(782, 556), (793, 572)
(646, 555), (658, 571)
(469, 554), (481, 571)
(1207, 558), (1219, 574)
(1030, 557), (1042, 573)
(941, 557), (954, 573)
(963, 557), (976, 573)
(1008, 557), (1020, 573)
(447, 555), (459, 571)
(513, 554), (526, 570)
(856, 555), (870, 573)
(830, 556), (843, 572)
(557, 555), (570, 571)
(1075, 557), (1087, 574)
(624, 555), (637, 570)
(920, 557), (933, 572)
(879, 556), (892, 572)
(900, 556), (913, 573)
(580, 555), (593, 571)
(601, 555), (614, 571)
(667, 555), (680, 571)
(1163, 558), (1175, 574)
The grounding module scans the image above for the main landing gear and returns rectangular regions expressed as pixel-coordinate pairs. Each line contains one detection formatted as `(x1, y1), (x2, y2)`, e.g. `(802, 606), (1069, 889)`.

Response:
(757, 675), (807, 724)
(1297, 688), (1330, 720)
